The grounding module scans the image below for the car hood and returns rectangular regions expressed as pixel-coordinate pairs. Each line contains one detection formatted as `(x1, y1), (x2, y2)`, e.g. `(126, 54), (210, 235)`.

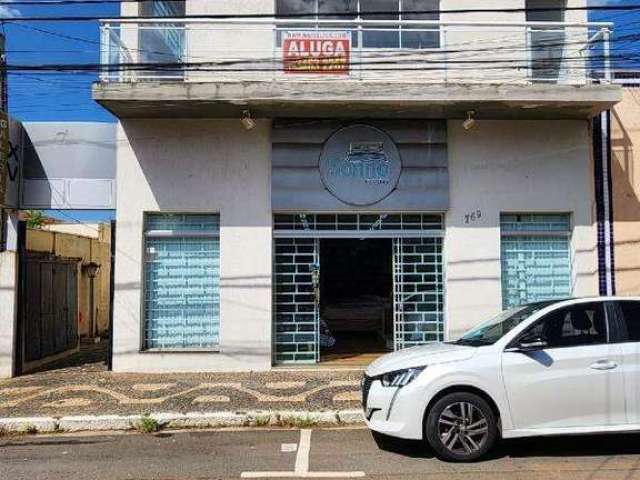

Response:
(365, 343), (476, 377)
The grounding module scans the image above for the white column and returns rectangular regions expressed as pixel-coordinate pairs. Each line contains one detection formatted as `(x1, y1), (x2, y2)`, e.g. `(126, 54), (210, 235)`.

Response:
(0, 211), (20, 378)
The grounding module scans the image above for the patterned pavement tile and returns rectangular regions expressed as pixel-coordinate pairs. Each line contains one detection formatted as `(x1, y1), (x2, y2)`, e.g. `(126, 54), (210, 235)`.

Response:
(131, 383), (177, 392)
(192, 395), (231, 404)
(333, 391), (361, 402)
(0, 366), (365, 417)
(42, 398), (94, 408)
(264, 381), (307, 389)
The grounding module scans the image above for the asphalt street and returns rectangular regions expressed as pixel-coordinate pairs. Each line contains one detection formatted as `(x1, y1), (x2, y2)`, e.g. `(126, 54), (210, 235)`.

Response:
(3, 426), (640, 480)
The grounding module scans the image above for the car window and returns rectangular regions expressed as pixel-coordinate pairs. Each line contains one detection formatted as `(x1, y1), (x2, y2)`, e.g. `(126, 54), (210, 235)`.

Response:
(521, 302), (607, 348)
(616, 301), (640, 342)
(455, 301), (554, 346)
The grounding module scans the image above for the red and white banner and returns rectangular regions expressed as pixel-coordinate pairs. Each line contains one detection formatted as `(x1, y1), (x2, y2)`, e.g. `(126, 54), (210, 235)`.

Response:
(282, 31), (351, 74)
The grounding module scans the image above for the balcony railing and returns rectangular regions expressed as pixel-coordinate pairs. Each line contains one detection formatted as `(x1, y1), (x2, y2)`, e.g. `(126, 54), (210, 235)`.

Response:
(99, 18), (613, 85)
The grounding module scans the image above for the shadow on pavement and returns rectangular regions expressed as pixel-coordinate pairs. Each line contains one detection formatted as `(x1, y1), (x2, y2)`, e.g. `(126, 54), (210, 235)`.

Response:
(372, 430), (640, 461)
(497, 433), (640, 458)
(0, 438), (112, 448)
(371, 431), (434, 459)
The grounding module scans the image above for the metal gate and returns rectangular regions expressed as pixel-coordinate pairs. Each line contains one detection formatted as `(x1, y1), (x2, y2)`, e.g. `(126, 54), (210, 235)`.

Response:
(273, 213), (445, 364)
(393, 237), (445, 350)
(21, 256), (79, 370)
(273, 238), (320, 364)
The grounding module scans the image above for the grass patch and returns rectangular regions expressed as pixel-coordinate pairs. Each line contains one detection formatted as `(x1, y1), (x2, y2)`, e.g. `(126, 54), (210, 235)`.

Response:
(23, 424), (38, 435)
(253, 414), (272, 427)
(133, 414), (160, 434)
(278, 415), (318, 429)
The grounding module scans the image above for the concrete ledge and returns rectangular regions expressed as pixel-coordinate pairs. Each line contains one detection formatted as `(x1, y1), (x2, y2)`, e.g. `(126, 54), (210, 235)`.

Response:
(93, 81), (622, 120)
(0, 410), (365, 434)
(0, 417), (59, 433)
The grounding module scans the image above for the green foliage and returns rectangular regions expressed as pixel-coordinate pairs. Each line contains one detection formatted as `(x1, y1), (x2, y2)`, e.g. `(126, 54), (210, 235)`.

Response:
(134, 414), (160, 433)
(253, 414), (272, 427)
(23, 424), (38, 435)
(278, 414), (318, 429)
(25, 210), (46, 229)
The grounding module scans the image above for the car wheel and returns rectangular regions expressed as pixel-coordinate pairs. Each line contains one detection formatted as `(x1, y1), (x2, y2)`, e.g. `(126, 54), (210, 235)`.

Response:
(425, 392), (498, 462)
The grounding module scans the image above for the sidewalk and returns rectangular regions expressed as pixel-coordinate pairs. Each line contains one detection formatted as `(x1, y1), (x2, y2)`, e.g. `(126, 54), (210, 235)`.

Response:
(0, 361), (364, 433)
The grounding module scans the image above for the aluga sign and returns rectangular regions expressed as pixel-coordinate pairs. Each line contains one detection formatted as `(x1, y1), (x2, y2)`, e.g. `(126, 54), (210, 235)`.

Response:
(282, 31), (351, 74)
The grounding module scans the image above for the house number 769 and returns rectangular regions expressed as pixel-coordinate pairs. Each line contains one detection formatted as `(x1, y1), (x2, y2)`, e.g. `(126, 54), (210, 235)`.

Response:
(464, 210), (482, 224)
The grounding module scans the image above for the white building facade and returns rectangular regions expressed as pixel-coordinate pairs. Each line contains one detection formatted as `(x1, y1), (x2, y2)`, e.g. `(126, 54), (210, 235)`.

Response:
(93, 0), (622, 372)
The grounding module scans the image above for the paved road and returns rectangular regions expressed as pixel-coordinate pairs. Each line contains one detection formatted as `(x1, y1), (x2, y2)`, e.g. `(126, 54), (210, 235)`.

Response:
(3, 426), (640, 480)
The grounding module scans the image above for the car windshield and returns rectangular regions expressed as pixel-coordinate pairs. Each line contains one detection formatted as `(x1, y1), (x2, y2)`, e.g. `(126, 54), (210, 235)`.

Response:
(452, 301), (556, 346)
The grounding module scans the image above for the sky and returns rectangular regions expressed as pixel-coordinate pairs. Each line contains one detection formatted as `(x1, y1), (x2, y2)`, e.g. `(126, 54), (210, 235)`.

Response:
(4, 1), (118, 123)
(2, 0), (638, 124)
(1, 0), (639, 222)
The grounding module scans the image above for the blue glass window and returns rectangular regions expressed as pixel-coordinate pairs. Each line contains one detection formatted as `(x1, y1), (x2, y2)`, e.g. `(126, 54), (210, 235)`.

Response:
(501, 214), (572, 309)
(143, 213), (220, 350)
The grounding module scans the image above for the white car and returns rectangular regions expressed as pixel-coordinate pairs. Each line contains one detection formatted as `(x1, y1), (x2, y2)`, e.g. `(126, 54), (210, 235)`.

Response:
(363, 297), (640, 462)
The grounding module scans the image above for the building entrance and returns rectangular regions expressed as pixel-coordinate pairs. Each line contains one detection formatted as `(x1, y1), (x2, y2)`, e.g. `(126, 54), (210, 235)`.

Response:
(273, 213), (445, 365)
(319, 239), (393, 365)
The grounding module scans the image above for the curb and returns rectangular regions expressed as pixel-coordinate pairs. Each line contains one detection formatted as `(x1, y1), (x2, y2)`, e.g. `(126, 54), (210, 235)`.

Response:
(0, 410), (365, 434)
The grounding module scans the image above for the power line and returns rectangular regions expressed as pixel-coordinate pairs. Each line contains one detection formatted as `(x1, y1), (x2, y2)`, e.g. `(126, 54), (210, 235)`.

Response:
(1, 5), (640, 22)
(5, 0), (632, 8)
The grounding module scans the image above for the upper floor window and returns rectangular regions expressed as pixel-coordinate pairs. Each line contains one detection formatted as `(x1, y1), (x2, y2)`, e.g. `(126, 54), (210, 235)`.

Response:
(139, 1), (186, 76)
(141, 0), (185, 17)
(275, 0), (440, 49)
(526, 0), (566, 23)
(526, 0), (567, 81)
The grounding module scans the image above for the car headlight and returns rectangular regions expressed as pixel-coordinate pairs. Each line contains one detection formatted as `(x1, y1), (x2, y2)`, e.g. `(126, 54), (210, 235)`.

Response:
(380, 366), (426, 388)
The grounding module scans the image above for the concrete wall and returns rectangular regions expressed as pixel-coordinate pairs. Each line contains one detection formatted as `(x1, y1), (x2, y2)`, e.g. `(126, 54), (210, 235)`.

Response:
(0, 213), (19, 378)
(117, 0), (591, 84)
(26, 225), (112, 337)
(112, 120), (272, 372)
(114, 118), (597, 370)
(445, 119), (597, 338)
(43, 223), (108, 240)
(611, 88), (640, 295)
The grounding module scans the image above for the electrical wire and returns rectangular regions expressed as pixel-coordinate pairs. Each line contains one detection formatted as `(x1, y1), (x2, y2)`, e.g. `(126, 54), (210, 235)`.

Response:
(1, 5), (640, 22)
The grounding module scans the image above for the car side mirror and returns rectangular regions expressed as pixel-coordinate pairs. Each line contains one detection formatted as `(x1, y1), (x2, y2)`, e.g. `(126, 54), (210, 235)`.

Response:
(506, 334), (548, 353)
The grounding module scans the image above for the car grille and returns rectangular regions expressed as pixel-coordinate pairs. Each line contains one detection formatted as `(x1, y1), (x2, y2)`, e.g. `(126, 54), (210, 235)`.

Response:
(361, 374), (374, 410)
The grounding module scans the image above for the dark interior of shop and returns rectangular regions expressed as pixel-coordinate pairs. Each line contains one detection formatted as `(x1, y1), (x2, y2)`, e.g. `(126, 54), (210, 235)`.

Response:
(319, 238), (394, 364)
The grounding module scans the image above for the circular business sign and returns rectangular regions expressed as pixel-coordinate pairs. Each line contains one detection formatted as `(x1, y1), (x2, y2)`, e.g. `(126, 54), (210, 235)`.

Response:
(319, 125), (402, 206)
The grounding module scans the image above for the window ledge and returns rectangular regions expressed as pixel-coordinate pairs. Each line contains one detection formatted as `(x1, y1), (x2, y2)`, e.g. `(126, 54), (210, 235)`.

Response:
(140, 347), (221, 354)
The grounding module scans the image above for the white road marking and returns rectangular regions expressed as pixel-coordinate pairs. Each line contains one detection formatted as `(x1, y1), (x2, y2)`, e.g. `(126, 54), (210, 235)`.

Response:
(240, 429), (366, 479)
(295, 429), (312, 474)
(281, 443), (298, 453)
(241, 472), (365, 478)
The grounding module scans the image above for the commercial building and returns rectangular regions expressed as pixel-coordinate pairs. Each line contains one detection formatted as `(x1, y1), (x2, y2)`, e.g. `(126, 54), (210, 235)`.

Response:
(0, 121), (116, 378)
(92, 0), (622, 372)
(610, 73), (640, 295)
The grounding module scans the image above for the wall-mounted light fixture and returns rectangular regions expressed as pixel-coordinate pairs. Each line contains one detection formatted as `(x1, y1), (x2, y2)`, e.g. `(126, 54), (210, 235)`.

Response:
(82, 261), (101, 279)
(462, 110), (477, 131)
(82, 261), (101, 339)
(241, 110), (256, 130)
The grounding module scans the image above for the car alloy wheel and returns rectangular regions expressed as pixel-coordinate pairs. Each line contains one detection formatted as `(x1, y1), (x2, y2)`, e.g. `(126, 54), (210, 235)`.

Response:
(425, 392), (498, 462)
(437, 402), (489, 456)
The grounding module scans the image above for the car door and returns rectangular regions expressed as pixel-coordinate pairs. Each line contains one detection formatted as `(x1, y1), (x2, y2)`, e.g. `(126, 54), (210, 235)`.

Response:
(608, 300), (640, 425)
(501, 301), (626, 431)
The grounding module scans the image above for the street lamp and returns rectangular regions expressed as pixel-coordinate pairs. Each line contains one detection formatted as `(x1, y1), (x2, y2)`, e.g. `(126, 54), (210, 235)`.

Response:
(82, 262), (101, 339)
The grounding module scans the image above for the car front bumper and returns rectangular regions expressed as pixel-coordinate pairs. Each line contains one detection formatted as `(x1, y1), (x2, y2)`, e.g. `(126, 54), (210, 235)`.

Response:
(362, 375), (425, 441)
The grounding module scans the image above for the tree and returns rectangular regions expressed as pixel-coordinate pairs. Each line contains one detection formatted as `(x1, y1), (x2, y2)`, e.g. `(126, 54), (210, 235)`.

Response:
(24, 210), (46, 229)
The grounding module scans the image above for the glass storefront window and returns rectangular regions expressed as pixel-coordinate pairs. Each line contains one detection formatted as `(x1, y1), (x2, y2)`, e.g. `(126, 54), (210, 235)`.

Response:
(143, 213), (220, 350)
(500, 213), (572, 309)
